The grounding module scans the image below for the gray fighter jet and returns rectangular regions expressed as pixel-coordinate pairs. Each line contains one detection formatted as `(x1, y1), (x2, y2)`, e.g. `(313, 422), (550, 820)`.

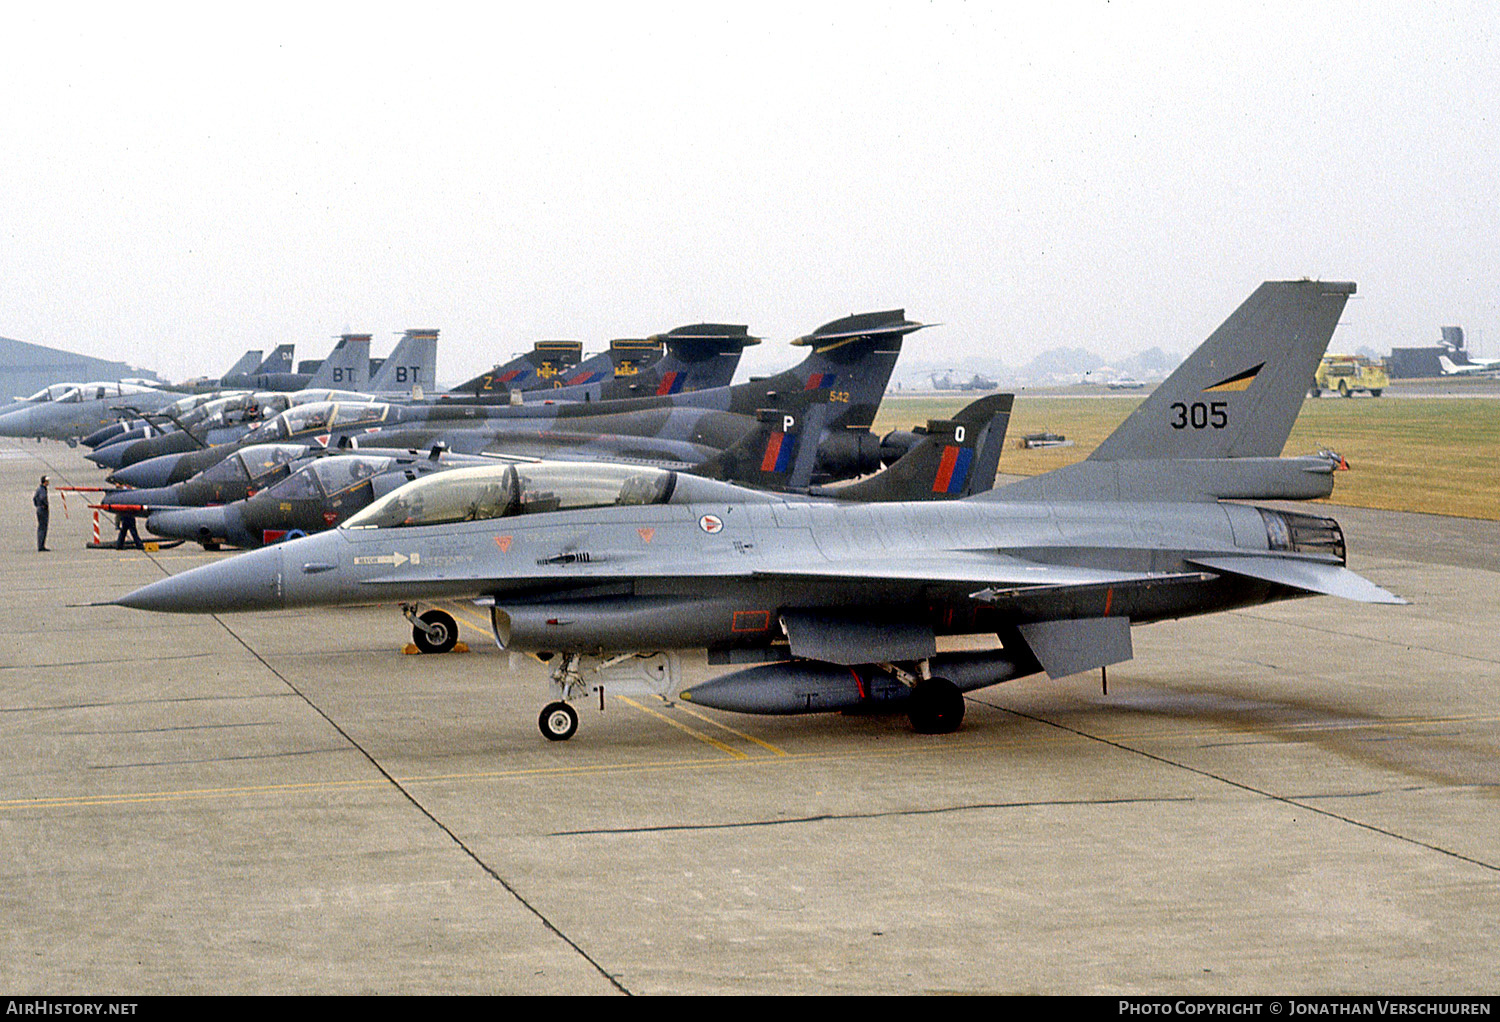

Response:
(113, 281), (1402, 742)
(0, 381), (182, 442)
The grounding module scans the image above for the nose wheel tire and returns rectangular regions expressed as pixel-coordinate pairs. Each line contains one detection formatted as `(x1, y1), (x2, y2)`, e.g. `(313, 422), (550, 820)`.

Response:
(908, 677), (965, 734)
(412, 609), (458, 655)
(539, 702), (579, 741)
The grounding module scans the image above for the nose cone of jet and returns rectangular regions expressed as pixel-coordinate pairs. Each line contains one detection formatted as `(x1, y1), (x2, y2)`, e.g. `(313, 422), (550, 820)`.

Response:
(87, 443), (133, 469)
(112, 545), (285, 614)
(148, 505), (238, 546)
(98, 484), (181, 510)
(83, 422), (131, 449)
(0, 408), (36, 438)
(108, 453), (186, 489)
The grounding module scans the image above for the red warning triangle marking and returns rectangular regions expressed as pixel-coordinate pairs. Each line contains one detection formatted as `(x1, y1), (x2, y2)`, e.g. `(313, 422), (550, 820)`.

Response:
(638, 527), (655, 543)
(495, 535), (512, 552)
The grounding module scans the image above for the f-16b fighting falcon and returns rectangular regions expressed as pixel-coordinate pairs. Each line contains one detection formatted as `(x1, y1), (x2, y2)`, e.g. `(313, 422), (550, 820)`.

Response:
(112, 281), (1404, 742)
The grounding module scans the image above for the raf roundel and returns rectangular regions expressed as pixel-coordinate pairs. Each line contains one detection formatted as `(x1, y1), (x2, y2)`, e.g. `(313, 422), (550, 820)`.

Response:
(698, 514), (725, 535)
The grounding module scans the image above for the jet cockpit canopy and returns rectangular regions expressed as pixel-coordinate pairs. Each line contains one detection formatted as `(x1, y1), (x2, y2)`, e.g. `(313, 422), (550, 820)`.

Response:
(342, 462), (677, 530)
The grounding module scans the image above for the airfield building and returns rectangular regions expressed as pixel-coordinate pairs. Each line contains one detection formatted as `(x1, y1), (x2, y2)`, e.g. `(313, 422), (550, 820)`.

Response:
(0, 335), (159, 400)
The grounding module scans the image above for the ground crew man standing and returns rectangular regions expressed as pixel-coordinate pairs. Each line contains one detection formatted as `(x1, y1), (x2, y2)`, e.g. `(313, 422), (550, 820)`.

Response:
(115, 509), (144, 551)
(33, 475), (49, 551)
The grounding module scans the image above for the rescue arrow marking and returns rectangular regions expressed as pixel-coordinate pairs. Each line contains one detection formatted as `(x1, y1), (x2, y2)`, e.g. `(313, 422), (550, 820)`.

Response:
(353, 552), (412, 567)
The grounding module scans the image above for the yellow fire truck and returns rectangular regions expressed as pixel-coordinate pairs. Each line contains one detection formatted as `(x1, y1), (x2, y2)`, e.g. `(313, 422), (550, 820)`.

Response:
(1311, 355), (1388, 397)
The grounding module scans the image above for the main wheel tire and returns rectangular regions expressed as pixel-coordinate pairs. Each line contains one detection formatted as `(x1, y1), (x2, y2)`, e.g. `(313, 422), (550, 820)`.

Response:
(1339, 381), (1351, 398)
(1370, 389), (1383, 397)
(908, 677), (965, 734)
(539, 701), (579, 741)
(412, 609), (458, 654)
(1308, 387), (1321, 398)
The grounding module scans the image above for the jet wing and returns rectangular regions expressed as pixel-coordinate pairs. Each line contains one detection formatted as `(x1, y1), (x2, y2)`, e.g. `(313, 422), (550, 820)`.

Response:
(1186, 554), (1407, 605)
(752, 552), (1203, 594)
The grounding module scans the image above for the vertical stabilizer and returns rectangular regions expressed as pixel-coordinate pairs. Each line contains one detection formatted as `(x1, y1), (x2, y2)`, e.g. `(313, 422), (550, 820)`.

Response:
(307, 335), (372, 391)
(451, 340), (585, 396)
(370, 329), (439, 395)
(220, 350), (263, 381)
(820, 393), (1013, 501)
(254, 345), (296, 376)
(724, 310), (926, 431)
(694, 393), (829, 490)
(1089, 280), (1354, 461)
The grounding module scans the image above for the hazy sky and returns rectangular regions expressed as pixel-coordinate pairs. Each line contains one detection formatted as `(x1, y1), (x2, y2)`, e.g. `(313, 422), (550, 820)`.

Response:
(4, 2), (1497, 383)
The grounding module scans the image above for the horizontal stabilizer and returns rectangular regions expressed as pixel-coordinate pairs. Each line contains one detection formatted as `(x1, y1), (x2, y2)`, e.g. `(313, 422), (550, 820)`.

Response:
(1187, 554), (1407, 604)
(1017, 616), (1133, 680)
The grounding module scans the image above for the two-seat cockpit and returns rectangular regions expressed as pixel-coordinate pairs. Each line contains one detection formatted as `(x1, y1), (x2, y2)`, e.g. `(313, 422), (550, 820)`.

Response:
(342, 463), (678, 530)
(262, 454), (396, 503)
(46, 382), (162, 404)
(242, 401), (392, 444)
(196, 443), (308, 489)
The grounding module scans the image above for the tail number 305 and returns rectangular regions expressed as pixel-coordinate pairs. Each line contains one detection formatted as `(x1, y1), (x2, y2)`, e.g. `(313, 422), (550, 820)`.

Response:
(1170, 401), (1228, 429)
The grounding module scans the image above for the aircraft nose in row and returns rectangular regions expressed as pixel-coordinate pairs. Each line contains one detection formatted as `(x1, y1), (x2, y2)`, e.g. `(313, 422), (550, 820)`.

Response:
(112, 546), (284, 614)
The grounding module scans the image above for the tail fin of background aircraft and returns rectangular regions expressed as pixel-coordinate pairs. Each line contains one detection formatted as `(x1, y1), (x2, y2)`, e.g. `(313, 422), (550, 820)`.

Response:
(725, 310), (926, 431)
(556, 340), (655, 388)
(452, 341), (586, 396)
(253, 345), (296, 376)
(220, 350), (263, 381)
(369, 329), (439, 396)
(819, 393), (1013, 502)
(1089, 280), (1355, 461)
(616, 324), (758, 397)
(306, 334), (372, 391)
(606, 337), (665, 378)
(694, 393), (830, 491)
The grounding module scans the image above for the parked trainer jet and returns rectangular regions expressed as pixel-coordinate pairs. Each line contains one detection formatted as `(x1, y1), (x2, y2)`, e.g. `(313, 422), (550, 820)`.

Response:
(0, 382), (88, 419)
(115, 391), (1012, 552)
(113, 280), (1402, 742)
(87, 333), (380, 469)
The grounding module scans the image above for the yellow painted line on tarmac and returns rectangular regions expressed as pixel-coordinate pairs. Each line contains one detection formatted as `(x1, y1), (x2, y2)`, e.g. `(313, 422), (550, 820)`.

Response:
(435, 603), (786, 753)
(3, 776), (392, 811)
(442, 602), (495, 643)
(7, 741), (943, 813)
(16, 700), (1493, 815)
(668, 701), (787, 757)
(617, 695), (748, 759)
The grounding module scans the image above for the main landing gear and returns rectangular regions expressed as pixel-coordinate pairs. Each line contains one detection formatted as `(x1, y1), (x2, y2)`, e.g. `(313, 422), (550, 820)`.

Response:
(402, 604), (459, 655)
(907, 677), (965, 734)
(879, 661), (965, 734)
